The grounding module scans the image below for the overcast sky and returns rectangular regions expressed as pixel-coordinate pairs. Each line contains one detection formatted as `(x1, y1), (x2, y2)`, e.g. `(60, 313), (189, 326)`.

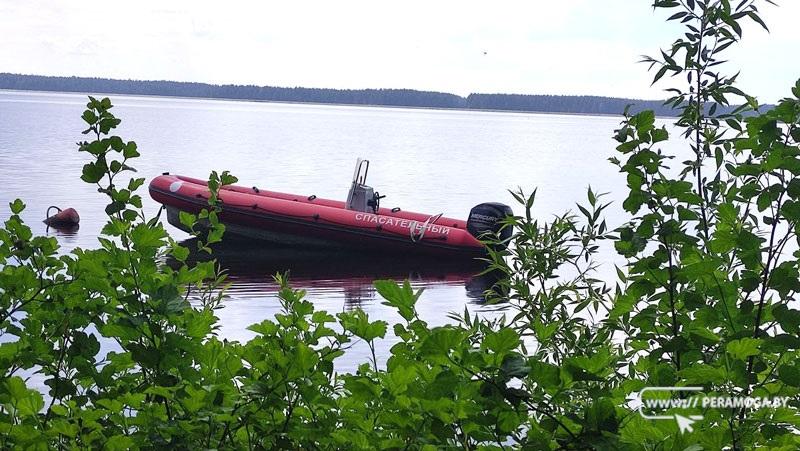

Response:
(2, 0), (798, 102)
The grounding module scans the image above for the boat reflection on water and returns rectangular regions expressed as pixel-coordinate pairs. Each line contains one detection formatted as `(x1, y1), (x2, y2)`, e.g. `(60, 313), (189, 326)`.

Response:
(45, 224), (82, 248)
(45, 223), (80, 236)
(176, 237), (502, 308)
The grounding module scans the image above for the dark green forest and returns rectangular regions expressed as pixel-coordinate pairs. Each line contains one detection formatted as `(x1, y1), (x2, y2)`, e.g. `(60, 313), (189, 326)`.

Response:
(0, 72), (683, 116)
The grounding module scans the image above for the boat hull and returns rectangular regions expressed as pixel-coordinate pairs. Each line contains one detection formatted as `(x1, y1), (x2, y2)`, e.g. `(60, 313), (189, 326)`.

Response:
(149, 174), (487, 259)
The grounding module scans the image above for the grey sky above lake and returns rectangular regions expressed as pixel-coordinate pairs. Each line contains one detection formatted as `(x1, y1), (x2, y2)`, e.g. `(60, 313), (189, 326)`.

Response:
(2, 0), (798, 102)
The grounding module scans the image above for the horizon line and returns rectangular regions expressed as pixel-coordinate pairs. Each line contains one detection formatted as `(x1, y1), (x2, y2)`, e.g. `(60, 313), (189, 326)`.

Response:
(0, 72), (668, 103)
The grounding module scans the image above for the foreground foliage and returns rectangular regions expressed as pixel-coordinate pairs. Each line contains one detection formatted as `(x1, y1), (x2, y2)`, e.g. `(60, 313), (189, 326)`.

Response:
(1, 1), (800, 449)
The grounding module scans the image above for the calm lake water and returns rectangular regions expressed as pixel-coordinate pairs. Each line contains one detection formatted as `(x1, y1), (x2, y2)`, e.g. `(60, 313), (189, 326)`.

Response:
(0, 90), (681, 371)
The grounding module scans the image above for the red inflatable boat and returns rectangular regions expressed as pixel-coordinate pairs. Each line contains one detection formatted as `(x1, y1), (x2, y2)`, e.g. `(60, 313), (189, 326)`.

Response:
(149, 160), (512, 259)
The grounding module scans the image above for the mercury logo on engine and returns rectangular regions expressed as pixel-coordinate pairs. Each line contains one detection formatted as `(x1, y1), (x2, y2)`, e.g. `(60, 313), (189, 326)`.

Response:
(355, 213), (450, 235)
(469, 213), (498, 223)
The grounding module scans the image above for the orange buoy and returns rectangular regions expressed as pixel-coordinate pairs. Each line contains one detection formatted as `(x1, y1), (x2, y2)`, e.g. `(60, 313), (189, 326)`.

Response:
(44, 206), (80, 228)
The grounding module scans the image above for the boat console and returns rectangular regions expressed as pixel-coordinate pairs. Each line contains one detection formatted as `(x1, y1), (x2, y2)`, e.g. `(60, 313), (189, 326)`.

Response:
(345, 158), (385, 213)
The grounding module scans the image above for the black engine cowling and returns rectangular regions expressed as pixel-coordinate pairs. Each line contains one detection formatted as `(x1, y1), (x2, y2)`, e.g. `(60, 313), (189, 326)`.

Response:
(467, 202), (513, 247)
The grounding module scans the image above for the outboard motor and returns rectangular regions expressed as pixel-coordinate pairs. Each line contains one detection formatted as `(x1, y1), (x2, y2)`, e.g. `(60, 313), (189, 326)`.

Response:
(467, 202), (514, 248)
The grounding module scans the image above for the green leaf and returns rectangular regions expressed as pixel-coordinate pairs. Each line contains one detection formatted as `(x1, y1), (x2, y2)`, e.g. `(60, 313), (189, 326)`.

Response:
(220, 171), (238, 186)
(500, 353), (530, 378)
(4, 376), (29, 400)
(122, 209), (138, 221)
(496, 410), (521, 434)
(718, 202), (738, 223)
(622, 190), (648, 214)
(747, 11), (769, 32)
(108, 135), (124, 151)
(130, 223), (166, 249)
(746, 95), (759, 111)
(104, 435), (137, 451)
(635, 110), (656, 134)
(81, 109), (98, 125)
(179, 211), (197, 228)
(85, 140), (108, 156)
(339, 309), (387, 342)
(185, 308), (216, 338)
(44, 378), (76, 399)
(677, 205), (698, 221)
(4, 377), (44, 416)
(586, 397), (618, 433)
(726, 338), (762, 360)
(780, 200), (800, 221)
(484, 328), (520, 354)
(364, 321), (387, 342)
(128, 177), (146, 191)
(68, 332), (101, 359)
(81, 161), (105, 184)
(773, 305), (800, 334)
(105, 201), (125, 216)
(529, 360), (561, 387)
(376, 279), (421, 321)
(534, 320), (559, 341)
(652, 127), (669, 143)
(9, 199), (25, 214)
(123, 141), (140, 159)
(787, 179), (800, 199)
(778, 364), (800, 387)
(726, 118), (743, 132)
(170, 243), (189, 262)
(679, 364), (727, 384)
(756, 191), (771, 212)
(420, 327), (465, 356)
(688, 327), (721, 345)
(652, 65), (669, 85)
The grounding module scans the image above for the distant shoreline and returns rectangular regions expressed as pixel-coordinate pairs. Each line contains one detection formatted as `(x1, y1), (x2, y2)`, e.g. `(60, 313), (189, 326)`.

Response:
(0, 73), (685, 117)
(0, 87), (631, 119)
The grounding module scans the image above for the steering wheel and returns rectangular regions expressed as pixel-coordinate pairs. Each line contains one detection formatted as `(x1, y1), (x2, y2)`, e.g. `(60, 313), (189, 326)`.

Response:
(368, 191), (386, 213)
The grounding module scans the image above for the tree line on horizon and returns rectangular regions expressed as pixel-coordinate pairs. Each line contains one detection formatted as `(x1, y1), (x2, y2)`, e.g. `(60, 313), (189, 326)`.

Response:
(1, 72), (686, 116)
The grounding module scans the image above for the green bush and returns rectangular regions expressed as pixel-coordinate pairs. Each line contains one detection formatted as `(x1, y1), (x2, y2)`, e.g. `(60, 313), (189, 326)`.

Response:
(1, 1), (799, 449)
